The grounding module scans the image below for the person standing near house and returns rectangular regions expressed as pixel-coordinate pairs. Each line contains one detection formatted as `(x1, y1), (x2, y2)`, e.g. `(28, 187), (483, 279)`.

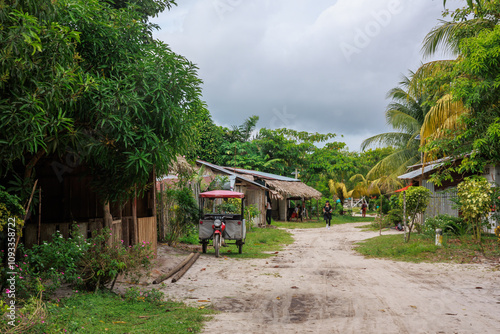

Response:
(361, 201), (367, 217)
(323, 201), (333, 229)
(266, 199), (272, 225)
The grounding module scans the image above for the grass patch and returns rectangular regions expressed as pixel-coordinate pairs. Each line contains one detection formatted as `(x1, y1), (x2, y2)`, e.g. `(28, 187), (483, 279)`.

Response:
(356, 233), (500, 263)
(204, 226), (294, 259)
(26, 291), (215, 334)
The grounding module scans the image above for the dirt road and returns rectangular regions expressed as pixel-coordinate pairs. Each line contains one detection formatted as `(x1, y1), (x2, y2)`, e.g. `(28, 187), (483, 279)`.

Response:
(150, 223), (500, 334)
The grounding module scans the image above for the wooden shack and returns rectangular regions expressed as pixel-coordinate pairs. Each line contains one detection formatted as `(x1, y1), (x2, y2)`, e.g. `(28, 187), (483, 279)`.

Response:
(22, 155), (157, 252)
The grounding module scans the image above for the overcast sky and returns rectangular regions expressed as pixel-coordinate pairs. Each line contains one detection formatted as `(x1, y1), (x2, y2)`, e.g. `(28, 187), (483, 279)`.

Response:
(151, 0), (458, 152)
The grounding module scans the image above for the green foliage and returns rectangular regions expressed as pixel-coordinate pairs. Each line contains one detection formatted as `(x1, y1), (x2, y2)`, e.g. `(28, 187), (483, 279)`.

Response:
(1, 0), (204, 203)
(418, 2), (500, 179)
(9, 227), (154, 297)
(77, 228), (154, 291)
(387, 209), (403, 225)
(4, 290), (214, 333)
(456, 176), (492, 241)
(215, 198), (241, 214)
(423, 214), (469, 237)
(361, 72), (428, 187)
(163, 187), (199, 246)
(124, 287), (165, 305)
(398, 186), (431, 215)
(0, 186), (24, 234)
(14, 228), (88, 298)
(244, 204), (260, 230)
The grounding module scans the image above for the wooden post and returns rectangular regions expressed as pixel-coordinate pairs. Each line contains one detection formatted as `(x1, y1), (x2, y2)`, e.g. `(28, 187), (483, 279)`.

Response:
(132, 188), (138, 245)
(403, 191), (407, 242)
(38, 187), (41, 245)
(159, 182), (164, 241)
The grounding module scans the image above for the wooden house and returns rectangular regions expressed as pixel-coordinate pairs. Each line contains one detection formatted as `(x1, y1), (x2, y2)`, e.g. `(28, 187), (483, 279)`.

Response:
(22, 155), (157, 252)
(398, 158), (500, 233)
(223, 167), (323, 221)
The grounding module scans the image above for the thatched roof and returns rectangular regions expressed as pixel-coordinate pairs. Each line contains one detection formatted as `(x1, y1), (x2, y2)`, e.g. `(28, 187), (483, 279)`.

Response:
(169, 156), (195, 175)
(265, 179), (322, 200)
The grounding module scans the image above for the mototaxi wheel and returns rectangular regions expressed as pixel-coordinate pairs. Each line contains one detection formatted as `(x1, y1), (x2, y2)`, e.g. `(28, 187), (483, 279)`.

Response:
(214, 234), (220, 258)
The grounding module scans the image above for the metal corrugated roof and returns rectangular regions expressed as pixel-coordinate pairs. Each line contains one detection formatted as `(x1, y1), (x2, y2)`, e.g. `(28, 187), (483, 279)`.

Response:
(398, 163), (442, 180)
(225, 167), (300, 182)
(196, 160), (269, 190)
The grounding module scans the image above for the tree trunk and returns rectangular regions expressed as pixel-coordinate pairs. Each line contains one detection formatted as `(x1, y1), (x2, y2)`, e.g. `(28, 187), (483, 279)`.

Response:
(24, 150), (46, 180)
(103, 201), (113, 246)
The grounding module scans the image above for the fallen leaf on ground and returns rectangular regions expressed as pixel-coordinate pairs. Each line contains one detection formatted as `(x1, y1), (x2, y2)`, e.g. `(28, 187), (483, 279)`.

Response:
(200, 268), (206, 271)
(198, 300), (210, 303)
(291, 286), (299, 289)
(410, 305), (417, 309)
(112, 321), (126, 324)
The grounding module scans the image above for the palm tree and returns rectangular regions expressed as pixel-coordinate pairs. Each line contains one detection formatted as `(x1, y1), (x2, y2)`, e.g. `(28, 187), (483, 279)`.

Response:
(349, 174), (381, 198)
(361, 73), (428, 187)
(408, 0), (499, 158)
(328, 180), (348, 215)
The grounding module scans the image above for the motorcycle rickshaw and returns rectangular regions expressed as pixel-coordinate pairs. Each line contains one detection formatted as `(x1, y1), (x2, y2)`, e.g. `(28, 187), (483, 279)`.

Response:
(198, 190), (246, 257)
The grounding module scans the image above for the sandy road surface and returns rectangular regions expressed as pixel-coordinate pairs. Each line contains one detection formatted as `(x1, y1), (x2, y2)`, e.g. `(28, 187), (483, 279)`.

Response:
(135, 223), (500, 334)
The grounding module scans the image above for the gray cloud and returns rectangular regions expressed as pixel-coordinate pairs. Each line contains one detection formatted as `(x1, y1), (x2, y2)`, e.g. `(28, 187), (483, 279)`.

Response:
(152, 0), (456, 151)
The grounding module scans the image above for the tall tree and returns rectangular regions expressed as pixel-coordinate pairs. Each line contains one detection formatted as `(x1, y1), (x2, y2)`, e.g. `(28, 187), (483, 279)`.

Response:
(418, 1), (500, 177)
(361, 73), (428, 188)
(0, 0), (204, 204)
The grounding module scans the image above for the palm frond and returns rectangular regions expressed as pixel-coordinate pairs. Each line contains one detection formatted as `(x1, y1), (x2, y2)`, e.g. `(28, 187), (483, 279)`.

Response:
(361, 132), (409, 151)
(386, 109), (421, 134)
(420, 94), (469, 144)
(421, 20), (464, 58)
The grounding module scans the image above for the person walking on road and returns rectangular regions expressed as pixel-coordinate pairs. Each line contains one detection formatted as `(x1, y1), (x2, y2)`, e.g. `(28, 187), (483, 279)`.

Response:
(266, 199), (272, 225)
(323, 201), (333, 229)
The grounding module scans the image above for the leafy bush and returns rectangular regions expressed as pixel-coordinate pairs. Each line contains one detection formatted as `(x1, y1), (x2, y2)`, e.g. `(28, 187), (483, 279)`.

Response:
(0, 185), (24, 235)
(387, 209), (403, 226)
(6, 226), (154, 298)
(457, 176), (492, 241)
(164, 187), (199, 246)
(423, 214), (469, 237)
(14, 227), (88, 298)
(244, 204), (260, 230)
(77, 229), (154, 291)
(389, 195), (400, 211)
(398, 186), (431, 214)
(370, 214), (392, 229)
(178, 223), (199, 245)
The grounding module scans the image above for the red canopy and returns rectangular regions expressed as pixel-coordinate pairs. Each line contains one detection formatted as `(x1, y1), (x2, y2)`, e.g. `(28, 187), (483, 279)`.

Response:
(395, 185), (411, 193)
(199, 190), (245, 199)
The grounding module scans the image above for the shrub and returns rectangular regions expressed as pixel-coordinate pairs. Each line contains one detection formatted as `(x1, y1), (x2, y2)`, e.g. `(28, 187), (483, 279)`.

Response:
(13, 226), (88, 299)
(457, 176), (492, 242)
(398, 186), (431, 214)
(387, 209), (403, 226)
(424, 214), (468, 237)
(0, 185), (24, 237)
(77, 228), (154, 291)
(163, 187), (199, 246)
